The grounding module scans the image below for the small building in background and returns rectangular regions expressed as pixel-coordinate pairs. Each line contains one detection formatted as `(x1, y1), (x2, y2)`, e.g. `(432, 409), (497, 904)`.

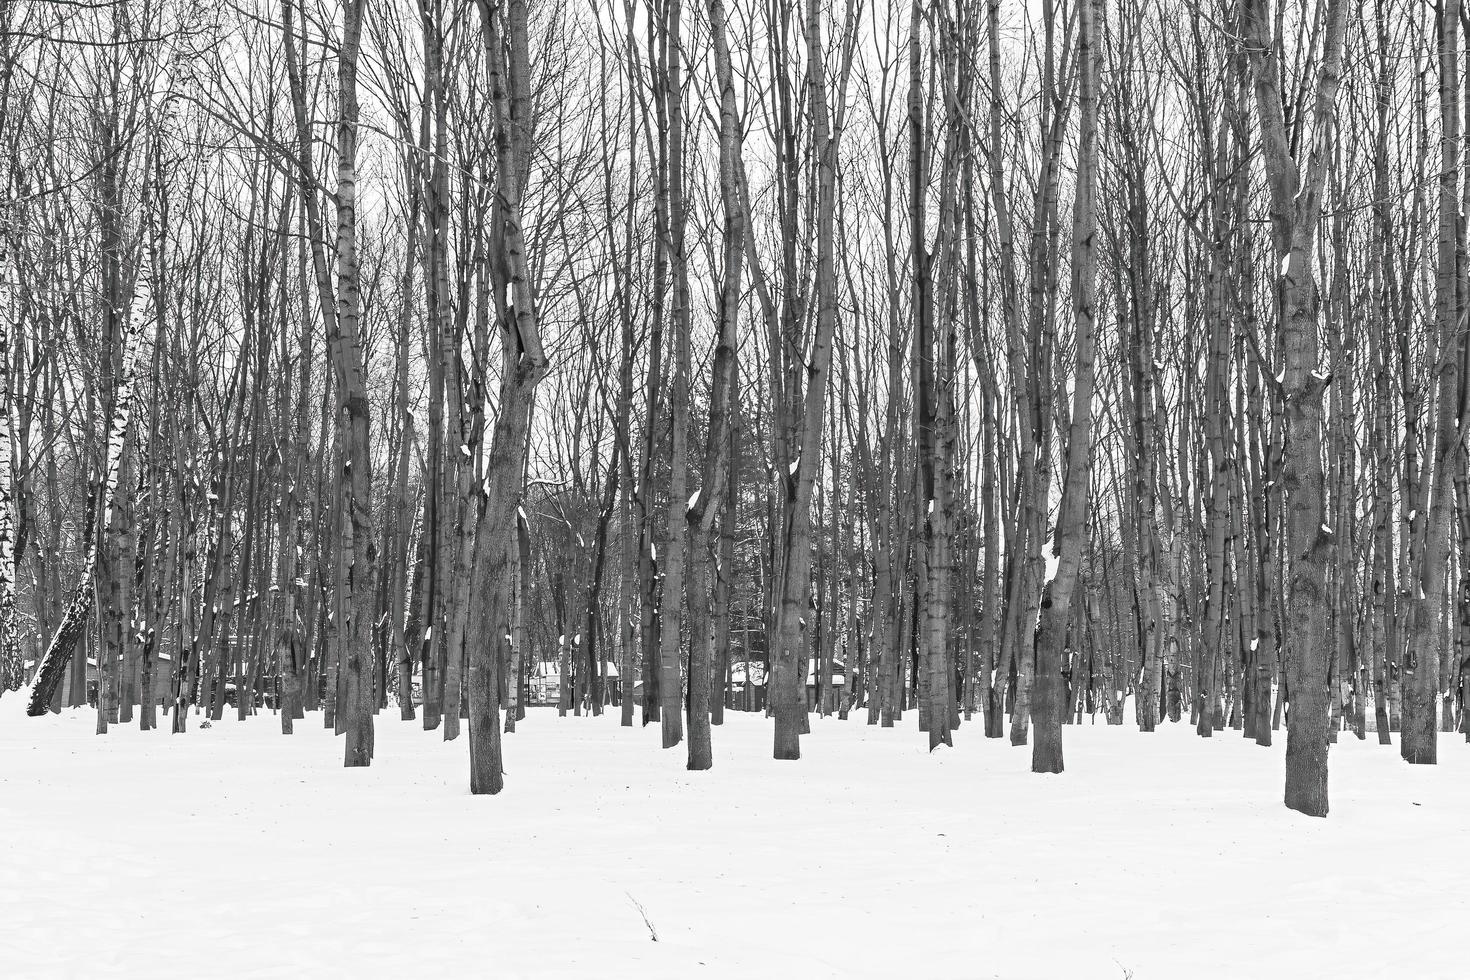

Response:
(729, 661), (766, 711)
(527, 659), (620, 706)
(806, 659), (847, 712)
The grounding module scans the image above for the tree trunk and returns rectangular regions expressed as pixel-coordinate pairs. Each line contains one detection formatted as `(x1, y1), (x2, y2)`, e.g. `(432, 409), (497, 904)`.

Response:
(1032, 0), (1099, 773)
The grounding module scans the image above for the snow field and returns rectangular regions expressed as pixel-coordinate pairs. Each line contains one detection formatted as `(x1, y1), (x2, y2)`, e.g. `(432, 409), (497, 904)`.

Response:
(1, 704), (1465, 979)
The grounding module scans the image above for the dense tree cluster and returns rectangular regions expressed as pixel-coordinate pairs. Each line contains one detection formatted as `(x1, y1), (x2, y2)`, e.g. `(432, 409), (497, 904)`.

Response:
(0, 0), (1464, 815)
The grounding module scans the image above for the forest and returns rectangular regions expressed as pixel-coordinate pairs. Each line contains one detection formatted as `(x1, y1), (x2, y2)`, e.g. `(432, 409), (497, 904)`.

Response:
(0, 0), (1466, 827)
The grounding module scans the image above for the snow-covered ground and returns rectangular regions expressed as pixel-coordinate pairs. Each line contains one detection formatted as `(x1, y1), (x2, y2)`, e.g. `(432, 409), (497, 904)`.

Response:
(2, 703), (1465, 979)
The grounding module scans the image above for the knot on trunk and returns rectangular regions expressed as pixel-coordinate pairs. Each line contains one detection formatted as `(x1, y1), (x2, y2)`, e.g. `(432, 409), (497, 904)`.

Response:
(344, 393), (371, 418)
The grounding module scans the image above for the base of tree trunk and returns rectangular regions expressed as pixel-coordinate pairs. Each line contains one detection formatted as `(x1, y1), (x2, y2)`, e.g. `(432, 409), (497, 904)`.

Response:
(1284, 700), (1329, 817)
